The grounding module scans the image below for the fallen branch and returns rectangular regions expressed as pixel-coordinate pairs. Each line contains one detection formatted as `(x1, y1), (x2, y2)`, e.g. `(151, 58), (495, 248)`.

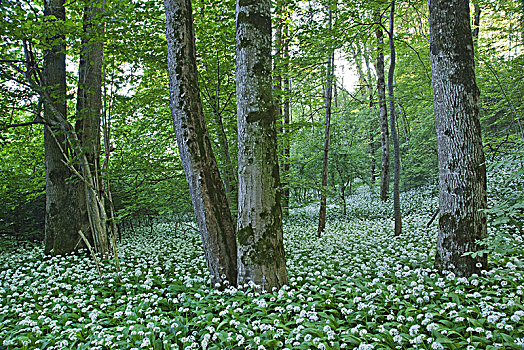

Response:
(427, 208), (439, 227)
(78, 230), (102, 277)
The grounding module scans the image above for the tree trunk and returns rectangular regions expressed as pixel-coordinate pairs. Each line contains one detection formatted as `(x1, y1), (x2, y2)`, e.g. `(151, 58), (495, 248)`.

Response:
(364, 52), (377, 185)
(388, 0), (402, 236)
(43, 0), (81, 256)
(76, 0), (110, 255)
(282, 22), (291, 218)
(210, 97), (238, 221)
(472, 2), (481, 41)
(376, 13), (390, 202)
(164, 0), (238, 287)
(429, 0), (488, 277)
(354, 46), (377, 185)
(318, 6), (334, 237)
(521, 0), (524, 42)
(236, 0), (288, 291)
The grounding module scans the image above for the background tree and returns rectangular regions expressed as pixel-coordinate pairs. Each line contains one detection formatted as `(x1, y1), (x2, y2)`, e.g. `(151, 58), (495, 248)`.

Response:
(194, 0), (238, 219)
(387, 0), (401, 236)
(317, 2), (335, 237)
(376, 10), (389, 202)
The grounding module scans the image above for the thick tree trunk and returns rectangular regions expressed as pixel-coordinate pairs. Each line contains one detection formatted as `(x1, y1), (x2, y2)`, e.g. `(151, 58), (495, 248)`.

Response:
(318, 7), (334, 237)
(376, 14), (390, 202)
(429, 0), (488, 277)
(388, 1), (402, 236)
(76, 0), (109, 255)
(43, 0), (81, 256)
(236, 0), (288, 291)
(164, 0), (238, 287)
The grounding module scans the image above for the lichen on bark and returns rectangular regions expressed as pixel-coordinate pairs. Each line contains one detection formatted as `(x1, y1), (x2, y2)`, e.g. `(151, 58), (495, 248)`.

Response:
(429, 0), (487, 277)
(235, 0), (288, 291)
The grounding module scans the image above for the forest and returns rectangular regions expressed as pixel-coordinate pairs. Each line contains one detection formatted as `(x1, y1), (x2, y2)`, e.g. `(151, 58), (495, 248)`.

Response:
(0, 0), (523, 348)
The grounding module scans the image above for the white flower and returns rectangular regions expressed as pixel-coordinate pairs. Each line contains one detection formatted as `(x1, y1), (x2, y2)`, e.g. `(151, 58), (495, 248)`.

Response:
(140, 337), (150, 348)
(426, 323), (438, 331)
(357, 344), (374, 350)
(409, 325), (420, 336)
(393, 335), (402, 343)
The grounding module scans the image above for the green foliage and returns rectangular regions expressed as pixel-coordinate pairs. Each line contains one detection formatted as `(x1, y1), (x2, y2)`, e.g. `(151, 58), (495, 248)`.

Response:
(0, 125), (45, 239)
(109, 67), (192, 223)
(474, 137), (524, 258)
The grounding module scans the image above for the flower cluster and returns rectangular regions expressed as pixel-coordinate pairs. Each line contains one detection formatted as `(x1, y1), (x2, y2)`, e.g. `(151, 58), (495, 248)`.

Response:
(1, 180), (523, 349)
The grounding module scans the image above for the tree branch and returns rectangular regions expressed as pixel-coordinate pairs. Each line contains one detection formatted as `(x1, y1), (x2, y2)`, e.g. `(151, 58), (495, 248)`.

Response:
(1, 120), (46, 130)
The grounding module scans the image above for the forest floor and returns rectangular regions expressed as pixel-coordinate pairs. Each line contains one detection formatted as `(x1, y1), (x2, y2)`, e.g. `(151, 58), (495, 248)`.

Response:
(1, 184), (523, 350)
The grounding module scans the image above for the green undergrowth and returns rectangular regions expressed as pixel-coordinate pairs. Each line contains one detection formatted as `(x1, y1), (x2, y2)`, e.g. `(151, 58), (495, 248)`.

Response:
(1, 185), (523, 350)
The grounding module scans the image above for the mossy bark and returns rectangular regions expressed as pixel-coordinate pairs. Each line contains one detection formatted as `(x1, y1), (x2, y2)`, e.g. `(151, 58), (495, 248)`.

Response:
(429, 0), (488, 277)
(164, 0), (237, 287)
(75, 0), (109, 255)
(43, 0), (82, 256)
(236, 0), (288, 291)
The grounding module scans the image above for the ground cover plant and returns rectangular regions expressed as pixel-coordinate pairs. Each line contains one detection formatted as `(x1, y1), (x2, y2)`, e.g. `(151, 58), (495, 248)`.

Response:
(1, 171), (523, 350)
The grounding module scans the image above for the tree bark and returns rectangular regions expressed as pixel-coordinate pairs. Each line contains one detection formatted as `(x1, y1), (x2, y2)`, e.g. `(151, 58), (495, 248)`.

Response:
(521, 0), (524, 42)
(282, 19), (291, 218)
(354, 46), (377, 184)
(429, 0), (488, 277)
(388, 0), (402, 236)
(317, 6), (334, 237)
(364, 51), (377, 185)
(376, 13), (390, 202)
(43, 0), (81, 256)
(236, 0), (288, 291)
(164, 0), (238, 287)
(210, 96), (238, 221)
(76, 0), (109, 255)
(472, 2), (481, 41)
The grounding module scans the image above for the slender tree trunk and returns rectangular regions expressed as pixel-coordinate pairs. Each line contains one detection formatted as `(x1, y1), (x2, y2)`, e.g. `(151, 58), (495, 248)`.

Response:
(318, 6), (334, 237)
(274, 0), (290, 218)
(164, 0), (237, 287)
(282, 23), (291, 218)
(376, 13), (390, 202)
(76, 0), (109, 255)
(472, 2), (481, 41)
(43, 0), (80, 256)
(521, 0), (524, 42)
(210, 97), (238, 220)
(354, 46), (377, 184)
(364, 52), (377, 185)
(236, 0), (288, 291)
(388, 1), (402, 236)
(429, 0), (488, 277)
